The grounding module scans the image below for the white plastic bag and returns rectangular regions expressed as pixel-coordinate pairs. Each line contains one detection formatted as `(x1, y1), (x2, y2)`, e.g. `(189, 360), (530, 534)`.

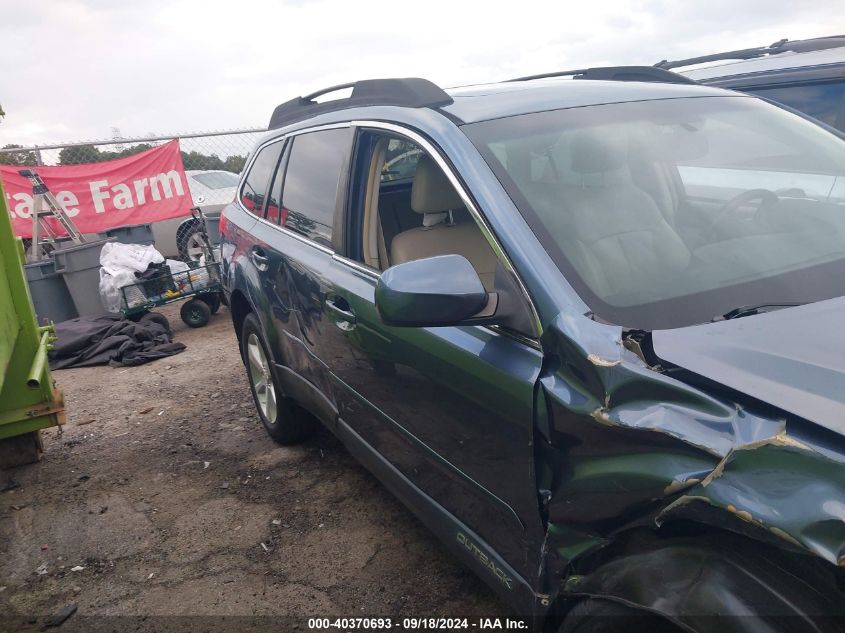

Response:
(166, 259), (190, 276)
(190, 267), (210, 290)
(165, 259), (191, 291)
(99, 267), (141, 313)
(100, 241), (164, 276)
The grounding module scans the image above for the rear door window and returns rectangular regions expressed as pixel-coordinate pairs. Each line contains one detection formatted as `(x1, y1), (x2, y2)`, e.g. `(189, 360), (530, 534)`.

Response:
(281, 128), (353, 246)
(240, 141), (284, 216)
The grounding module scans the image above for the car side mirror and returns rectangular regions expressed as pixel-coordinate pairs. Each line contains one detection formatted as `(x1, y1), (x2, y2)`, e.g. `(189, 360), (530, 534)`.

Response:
(375, 254), (497, 327)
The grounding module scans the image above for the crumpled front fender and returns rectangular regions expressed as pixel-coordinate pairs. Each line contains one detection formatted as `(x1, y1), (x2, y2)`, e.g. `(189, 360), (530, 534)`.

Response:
(658, 436), (845, 566)
(538, 309), (845, 598)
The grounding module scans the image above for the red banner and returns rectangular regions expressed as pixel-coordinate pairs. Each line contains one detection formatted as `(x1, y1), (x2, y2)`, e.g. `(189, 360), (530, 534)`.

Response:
(1, 140), (192, 238)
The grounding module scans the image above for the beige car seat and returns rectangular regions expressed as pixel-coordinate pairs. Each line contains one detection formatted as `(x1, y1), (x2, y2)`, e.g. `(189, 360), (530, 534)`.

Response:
(390, 156), (497, 290)
(557, 130), (691, 300)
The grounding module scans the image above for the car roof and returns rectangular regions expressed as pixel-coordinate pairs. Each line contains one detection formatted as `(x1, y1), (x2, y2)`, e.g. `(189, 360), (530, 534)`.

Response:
(680, 46), (845, 81)
(259, 75), (739, 145)
(440, 79), (731, 124)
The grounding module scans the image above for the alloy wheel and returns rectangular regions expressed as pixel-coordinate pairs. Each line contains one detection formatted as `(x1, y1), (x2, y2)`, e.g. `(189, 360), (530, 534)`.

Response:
(246, 333), (277, 422)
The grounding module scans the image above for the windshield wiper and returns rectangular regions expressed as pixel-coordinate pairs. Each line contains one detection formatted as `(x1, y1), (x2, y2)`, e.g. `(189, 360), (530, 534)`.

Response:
(712, 303), (803, 322)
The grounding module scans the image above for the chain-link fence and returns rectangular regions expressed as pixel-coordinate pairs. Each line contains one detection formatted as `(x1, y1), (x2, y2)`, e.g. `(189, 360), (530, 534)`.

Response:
(1, 128), (267, 260)
(0, 128), (266, 171)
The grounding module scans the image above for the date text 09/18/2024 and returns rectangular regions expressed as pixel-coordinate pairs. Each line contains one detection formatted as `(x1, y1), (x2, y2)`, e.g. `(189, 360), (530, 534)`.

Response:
(307, 617), (529, 630)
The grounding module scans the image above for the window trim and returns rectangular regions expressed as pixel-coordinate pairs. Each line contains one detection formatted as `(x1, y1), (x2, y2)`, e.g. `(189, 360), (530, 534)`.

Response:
(235, 122), (353, 255)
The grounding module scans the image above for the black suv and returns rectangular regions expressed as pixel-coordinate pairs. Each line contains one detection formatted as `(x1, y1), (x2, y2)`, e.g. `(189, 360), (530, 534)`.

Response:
(657, 35), (845, 133)
(221, 71), (845, 632)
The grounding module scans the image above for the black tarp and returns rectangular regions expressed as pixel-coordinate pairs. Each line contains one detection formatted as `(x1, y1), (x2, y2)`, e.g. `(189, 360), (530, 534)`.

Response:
(49, 312), (186, 369)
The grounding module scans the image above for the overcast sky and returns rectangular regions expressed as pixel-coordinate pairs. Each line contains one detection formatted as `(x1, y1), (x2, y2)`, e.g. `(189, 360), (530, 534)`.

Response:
(1, 0), (843, 146)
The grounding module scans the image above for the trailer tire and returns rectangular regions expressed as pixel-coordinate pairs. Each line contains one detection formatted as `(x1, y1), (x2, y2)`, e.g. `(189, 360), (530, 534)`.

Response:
(199, 293), (221, 314)
(181, 298), (211, 328)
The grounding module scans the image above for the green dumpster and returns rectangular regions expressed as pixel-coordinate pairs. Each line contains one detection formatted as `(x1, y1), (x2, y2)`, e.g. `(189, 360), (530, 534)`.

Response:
(0, 180), (65, 466)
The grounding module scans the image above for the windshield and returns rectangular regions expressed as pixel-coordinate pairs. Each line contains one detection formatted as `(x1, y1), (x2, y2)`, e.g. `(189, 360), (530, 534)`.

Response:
(464, 96), (845, 329)
(191, 171), (240, 190)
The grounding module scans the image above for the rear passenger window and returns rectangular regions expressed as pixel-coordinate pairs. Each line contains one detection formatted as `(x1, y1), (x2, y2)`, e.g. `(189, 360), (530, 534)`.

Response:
(241, 141), (284, 215)
(282, 128), (352, 246)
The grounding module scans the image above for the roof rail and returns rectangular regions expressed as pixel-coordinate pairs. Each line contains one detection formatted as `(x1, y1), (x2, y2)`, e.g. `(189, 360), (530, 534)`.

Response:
(268, 78), (453, 129)
(655, 35), (845, 70)
(506, 65), (697, 85)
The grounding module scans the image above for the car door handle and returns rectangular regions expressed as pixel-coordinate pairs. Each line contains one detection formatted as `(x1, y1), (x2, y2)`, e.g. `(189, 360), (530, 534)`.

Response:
(326, 295), (356, 330)
(251, 246), (269, 270)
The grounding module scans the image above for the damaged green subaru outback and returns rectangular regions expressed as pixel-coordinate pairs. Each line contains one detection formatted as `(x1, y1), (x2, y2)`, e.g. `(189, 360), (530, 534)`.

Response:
(220, 68), (845, 632)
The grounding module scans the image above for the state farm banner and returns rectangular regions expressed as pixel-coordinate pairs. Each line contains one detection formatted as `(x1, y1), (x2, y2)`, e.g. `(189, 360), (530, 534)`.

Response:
(1, 140), (192, 238)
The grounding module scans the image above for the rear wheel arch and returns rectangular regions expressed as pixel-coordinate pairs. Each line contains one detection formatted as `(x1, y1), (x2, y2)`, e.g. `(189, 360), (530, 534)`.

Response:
(229, 289), (253, 348)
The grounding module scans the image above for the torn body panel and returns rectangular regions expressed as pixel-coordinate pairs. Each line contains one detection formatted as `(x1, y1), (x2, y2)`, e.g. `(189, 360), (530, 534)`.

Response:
(660, 440), (845, 566)
(538, 310), (845, 610)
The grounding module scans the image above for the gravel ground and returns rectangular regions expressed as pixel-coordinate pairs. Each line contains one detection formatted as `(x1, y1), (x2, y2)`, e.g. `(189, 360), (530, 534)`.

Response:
(0, 302), (507, 630)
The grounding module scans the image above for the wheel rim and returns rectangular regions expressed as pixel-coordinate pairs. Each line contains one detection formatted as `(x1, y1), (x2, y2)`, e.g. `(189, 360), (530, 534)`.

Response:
(246, 333), (277, 422)
(187, 237), (204, 261)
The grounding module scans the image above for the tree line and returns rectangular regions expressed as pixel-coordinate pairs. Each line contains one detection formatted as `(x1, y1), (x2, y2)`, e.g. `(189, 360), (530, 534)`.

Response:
(0, 142), (246, 173)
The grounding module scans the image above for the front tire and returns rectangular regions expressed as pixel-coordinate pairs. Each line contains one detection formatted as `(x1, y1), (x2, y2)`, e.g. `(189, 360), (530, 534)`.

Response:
(240, 313), (316, 444)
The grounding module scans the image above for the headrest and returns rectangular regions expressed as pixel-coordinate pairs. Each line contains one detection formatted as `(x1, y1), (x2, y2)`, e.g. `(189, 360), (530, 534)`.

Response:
(570, 130), (627, 174)
(411, 155), (464, 214)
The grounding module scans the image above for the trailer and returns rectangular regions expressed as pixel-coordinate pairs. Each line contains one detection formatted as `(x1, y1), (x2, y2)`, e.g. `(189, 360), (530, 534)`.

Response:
(118, 207), (224, 328)
(0, 180), (65, 468)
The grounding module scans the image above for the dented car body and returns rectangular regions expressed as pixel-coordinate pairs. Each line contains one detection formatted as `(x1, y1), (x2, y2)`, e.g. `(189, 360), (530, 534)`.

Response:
(222, 74), (845, 631)
(538, 308), (845, 629)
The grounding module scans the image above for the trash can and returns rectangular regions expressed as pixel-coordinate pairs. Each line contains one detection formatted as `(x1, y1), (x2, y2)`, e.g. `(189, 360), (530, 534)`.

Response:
(51, 238), (115, 316)
(24, 260), (78, 324)
(105, 223), (155, 246)
(204, 214), (221, 246)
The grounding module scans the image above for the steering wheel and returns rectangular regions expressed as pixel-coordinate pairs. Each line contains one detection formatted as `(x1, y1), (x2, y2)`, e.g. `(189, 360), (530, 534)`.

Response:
(703, 189), (779, 241)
